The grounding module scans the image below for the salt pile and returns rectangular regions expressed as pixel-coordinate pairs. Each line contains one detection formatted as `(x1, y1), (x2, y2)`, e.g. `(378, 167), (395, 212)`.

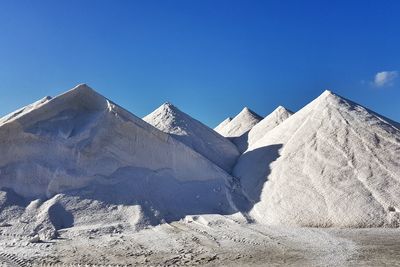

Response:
(0, 84), (237, 238)
(214, 117), (232, 133)
(1, 85), (399, 239)
(234, 90), (400, 227)
(216, 107), (263, 152)
(143, 102), (240, 172)
(0, 96), (51, 125)
(247, 106), (293, 147)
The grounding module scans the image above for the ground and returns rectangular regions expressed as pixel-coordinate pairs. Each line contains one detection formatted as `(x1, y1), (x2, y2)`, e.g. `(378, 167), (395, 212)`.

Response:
(0, 215), (399, 266)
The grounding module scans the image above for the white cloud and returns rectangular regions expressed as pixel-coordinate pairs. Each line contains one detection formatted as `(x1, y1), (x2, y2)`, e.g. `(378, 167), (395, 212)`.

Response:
(374, 71), (398, 87)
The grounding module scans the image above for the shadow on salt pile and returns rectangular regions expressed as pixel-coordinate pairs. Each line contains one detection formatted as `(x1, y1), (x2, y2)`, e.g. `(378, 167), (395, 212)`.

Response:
(228, 131), (250, 154)
(0, 146), (282, 232)
(0, 188), (27, 225)
(231, 144), (283, 214)
(48, 202), (74, 230)
(62, 166), (236, 226)
(0, 165), (235, 235)
(0, 188), (28, 208)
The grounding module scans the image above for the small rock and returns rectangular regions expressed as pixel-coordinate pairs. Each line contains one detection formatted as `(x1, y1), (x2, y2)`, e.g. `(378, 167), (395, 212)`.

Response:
(29, 235), (41, 243)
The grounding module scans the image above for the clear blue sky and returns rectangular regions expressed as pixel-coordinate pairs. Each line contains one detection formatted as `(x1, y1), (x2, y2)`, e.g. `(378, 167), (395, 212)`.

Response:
(0, 0), (399, 127)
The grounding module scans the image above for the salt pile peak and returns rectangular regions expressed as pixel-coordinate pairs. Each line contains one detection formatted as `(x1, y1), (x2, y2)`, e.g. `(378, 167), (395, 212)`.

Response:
(216, 107), (263, 153)
(0, 84), (237, 238)
(247, 106), (293, 147)
(234, 90), (400, 227)
(143, 102), (240, 172)
(216, 107), (262, 138)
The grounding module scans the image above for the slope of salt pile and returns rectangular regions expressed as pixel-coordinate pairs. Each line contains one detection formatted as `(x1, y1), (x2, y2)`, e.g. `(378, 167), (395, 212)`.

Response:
(143, 103), (240, 173)
(247, 106), (293, 147)
(234, 90), (400, 227)
(214, 117), (232, 133)
(216, 107), (262, 153)
(0, 96), (51, 125)
(0, 84), (237, 238)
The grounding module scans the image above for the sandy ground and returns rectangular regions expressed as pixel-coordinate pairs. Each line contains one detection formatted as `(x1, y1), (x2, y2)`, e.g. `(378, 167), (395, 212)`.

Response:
(0, 215), (399, 266)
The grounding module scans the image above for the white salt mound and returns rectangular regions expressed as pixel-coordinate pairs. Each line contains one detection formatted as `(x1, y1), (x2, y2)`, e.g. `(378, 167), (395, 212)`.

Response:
(247, 106), (293, 147)
(214, 117), (232, 133)
(234, 90), (400, 227)
(0, 96), (51, 125)
(216, 107), (263, 153)
(143, 103), (240, 172)
(216, 107), (262, 138)
(0, 84), (237, 237)
(1, 85), (399, 236)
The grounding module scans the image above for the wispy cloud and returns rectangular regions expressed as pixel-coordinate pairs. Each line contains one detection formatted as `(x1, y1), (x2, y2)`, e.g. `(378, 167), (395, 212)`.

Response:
(373, 71), (398, 87)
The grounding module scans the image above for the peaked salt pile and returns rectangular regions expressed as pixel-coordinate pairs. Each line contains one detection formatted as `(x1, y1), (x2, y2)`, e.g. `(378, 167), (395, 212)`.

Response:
(247, 106), (293, 147)
(216, 107), (262, 138)
(143, 103), (240, 172)
(0, 84), (237, 238)
(214, 117), (232, 133)
(234, 90), (400, 227)
(216, 107), (263, 153)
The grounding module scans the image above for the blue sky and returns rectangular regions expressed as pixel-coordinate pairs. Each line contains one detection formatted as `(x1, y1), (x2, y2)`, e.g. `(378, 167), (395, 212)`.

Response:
(0, 0), (399, 127)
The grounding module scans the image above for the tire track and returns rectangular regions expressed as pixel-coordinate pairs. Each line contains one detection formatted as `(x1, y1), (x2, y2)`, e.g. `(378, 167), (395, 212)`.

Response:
(0, 253), (29, 267)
